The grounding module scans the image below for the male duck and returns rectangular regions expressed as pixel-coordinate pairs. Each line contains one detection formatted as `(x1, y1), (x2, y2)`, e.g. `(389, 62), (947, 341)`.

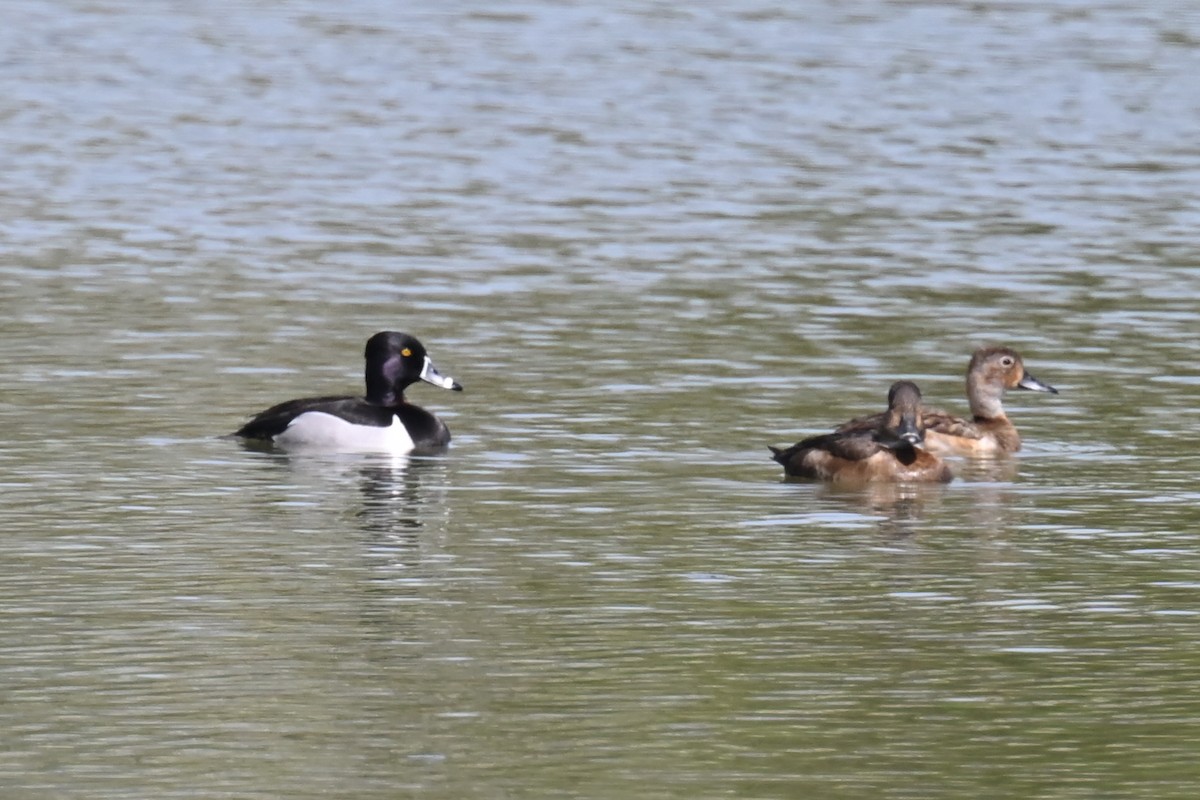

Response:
(770, 381), (953, 484)
(836, 346), (1057, 455)
(233, 331), (462, 453)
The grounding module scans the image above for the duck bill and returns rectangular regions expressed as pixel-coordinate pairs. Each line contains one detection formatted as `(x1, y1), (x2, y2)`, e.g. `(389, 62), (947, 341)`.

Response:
(895, 415), (923, 445)
(420, 357), (463, 391)
(1017, 370), (1058, 394)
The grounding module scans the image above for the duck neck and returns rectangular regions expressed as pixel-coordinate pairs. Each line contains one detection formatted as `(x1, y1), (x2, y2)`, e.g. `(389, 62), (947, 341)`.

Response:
(366, 373), (404, 407)
(967, 375), (1006, 421)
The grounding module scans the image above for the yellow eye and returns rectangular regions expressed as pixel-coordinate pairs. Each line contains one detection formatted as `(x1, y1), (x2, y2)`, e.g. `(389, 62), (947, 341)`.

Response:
(401, 348), (412, 357)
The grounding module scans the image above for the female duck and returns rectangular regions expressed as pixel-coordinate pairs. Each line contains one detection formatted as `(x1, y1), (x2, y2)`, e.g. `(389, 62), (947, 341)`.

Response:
(770, 381), (952, 484)
(837, 346), (1057, 455)
(233, 331), (462, 453)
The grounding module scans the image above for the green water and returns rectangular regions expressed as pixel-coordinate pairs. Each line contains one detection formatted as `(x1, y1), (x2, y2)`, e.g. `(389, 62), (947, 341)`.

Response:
(3, 1), (1200, 798)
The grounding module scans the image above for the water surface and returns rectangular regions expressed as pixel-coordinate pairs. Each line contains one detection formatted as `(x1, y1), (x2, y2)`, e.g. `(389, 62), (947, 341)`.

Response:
(2, 1), (1200, 798)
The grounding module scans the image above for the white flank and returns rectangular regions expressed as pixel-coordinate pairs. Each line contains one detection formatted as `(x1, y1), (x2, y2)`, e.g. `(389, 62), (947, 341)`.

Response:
(274, 412), (416, 454)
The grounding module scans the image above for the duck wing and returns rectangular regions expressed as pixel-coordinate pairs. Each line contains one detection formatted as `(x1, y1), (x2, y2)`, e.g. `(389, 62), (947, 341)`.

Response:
(920, 408), (985, 440)
(770, 431), (884, 466)
(834, 411), (884, 434)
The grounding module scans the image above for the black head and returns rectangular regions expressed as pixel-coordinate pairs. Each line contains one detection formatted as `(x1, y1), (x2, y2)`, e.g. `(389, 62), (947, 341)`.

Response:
(363, 331), (462, 406)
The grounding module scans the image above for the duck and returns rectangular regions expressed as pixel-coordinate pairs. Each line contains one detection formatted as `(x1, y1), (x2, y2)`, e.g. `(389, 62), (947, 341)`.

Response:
(836, 346), (1057, 455)
(233, 331), (462, 453)
(769, 381), (953, 484)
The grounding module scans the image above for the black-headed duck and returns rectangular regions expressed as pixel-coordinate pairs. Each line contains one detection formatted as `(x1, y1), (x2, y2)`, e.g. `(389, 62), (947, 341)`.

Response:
(234, 331), (463, 453)
(770, 381), (953, 484)
(837, 346), (1057, 455)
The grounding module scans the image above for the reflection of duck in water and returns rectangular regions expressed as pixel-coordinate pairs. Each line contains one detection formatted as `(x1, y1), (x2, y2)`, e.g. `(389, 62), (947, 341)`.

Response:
(356, 456), (427, 535)
(770, 381), (952, 485)
(351, 456), (459, 584)
(837, 346), (1057, 455)
(234, 331), (462, 454)
(865, 483), (941, 540)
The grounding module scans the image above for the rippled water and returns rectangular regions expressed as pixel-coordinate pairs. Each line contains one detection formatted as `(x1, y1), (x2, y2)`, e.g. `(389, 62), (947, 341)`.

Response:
(3, 1), (1200, 797)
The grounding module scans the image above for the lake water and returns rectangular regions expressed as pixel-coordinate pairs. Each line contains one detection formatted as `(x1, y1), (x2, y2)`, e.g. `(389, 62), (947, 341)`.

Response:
(3, 1), (1200, 797)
